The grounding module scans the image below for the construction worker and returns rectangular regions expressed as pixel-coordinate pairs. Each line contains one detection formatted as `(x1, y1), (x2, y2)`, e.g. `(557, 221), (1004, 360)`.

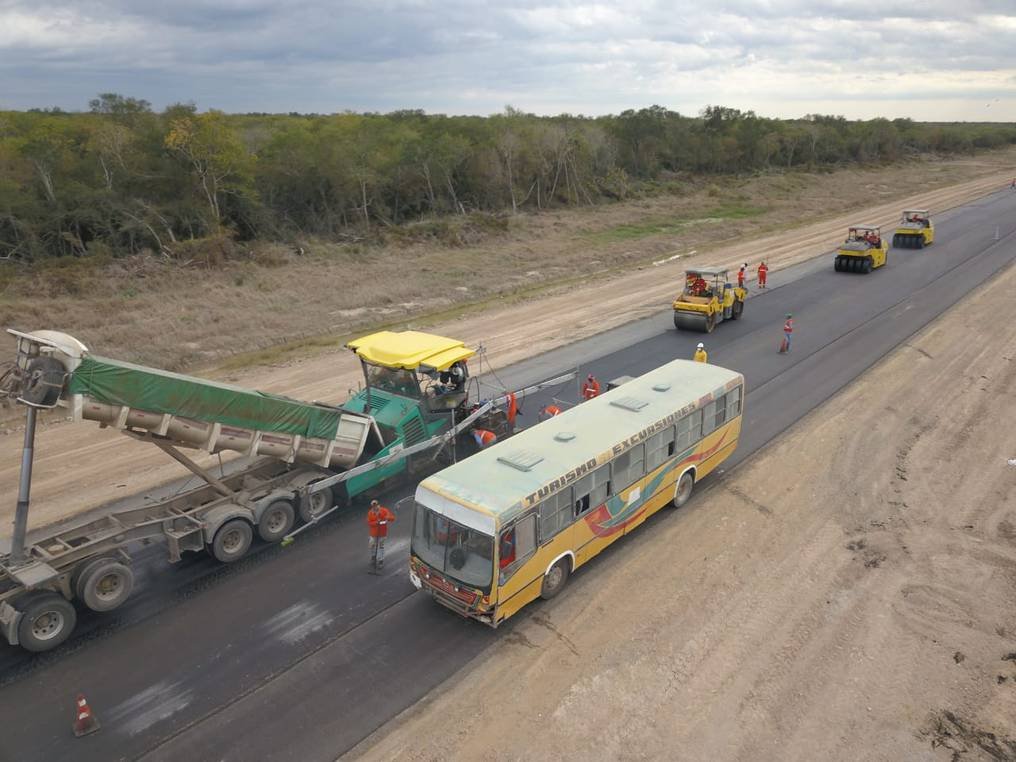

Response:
(693, 342), (708, 363)
(737, 265), (746, 289)
(757, 261), (768, 289)
(581, 374), (601, 400)
(472, 428), (497, 448)
(366, 499), (396, 572)
(540, 404), (562, 420)
(783, 313), (794, 352)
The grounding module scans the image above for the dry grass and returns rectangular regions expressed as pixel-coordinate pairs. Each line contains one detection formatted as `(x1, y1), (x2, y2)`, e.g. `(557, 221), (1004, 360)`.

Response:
(2, 150), (1014, 371)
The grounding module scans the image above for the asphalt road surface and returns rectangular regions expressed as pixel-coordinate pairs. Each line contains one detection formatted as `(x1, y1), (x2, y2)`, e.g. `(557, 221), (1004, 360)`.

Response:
(2, 189), (1016, 762)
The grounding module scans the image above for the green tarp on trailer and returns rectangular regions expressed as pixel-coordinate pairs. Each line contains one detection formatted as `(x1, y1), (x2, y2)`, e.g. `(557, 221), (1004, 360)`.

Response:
(67, 355), (342, 440)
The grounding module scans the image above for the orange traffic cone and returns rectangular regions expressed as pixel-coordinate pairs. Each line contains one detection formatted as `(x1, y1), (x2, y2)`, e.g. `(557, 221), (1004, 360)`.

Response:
(73, 693), (100, 737)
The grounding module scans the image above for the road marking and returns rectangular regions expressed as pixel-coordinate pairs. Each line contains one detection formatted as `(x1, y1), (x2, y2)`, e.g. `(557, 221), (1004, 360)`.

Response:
(108, 680), (194, 736)
(262, 601), (334, 646)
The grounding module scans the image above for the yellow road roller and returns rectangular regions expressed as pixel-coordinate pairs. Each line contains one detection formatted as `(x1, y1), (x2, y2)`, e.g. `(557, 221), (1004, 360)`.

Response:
(673, 267), (747, 332)
(834, 225), (889, 273)
(892, 209), (934, 249)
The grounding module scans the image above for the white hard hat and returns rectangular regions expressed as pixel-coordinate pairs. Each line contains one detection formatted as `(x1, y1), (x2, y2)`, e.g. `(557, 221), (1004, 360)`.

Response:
(697, 342), (704, 349)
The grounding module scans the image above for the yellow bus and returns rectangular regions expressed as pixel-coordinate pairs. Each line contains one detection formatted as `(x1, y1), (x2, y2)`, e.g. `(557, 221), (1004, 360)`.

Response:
(409, 359), (745, 625)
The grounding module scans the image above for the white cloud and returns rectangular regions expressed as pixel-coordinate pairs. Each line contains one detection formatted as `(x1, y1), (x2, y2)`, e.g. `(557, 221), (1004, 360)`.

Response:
(0, 0), (1014, 119)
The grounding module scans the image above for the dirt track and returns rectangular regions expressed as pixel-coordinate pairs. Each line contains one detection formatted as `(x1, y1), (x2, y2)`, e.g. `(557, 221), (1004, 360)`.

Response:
(353, 231), (1016, 761)
(3, 165), (1016, 533)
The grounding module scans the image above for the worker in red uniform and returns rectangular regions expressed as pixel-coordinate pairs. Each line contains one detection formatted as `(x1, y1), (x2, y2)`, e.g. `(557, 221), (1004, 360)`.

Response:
(581, 374), (601, 400)
(366, 499), (396, 572)
(472, 428), (497, 448)
(757, 261), (768, 289)
(691, 275), (708, 296)
(737, 265), (746, 289)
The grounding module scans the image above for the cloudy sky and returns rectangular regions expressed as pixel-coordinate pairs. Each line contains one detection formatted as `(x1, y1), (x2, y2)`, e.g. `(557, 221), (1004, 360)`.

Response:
(2, 0), (1015, 120)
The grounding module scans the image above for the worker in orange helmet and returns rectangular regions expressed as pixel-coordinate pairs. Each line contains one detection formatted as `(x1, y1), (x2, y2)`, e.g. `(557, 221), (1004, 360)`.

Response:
(540, 403), (562, 421)
(581, 374), (601, 400)
(366, 499), (396, 573)
(472, 428), (497, 448)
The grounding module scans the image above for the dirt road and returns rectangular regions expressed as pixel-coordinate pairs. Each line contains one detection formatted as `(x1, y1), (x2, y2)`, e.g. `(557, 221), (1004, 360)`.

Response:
(353, 236), (1016, 760)
(3, 165), (1016, 533)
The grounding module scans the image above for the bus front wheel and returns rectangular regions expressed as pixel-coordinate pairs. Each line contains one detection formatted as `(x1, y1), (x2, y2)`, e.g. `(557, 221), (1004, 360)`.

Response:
(673, 471), (695, 508)
(540, 559), (571, 600)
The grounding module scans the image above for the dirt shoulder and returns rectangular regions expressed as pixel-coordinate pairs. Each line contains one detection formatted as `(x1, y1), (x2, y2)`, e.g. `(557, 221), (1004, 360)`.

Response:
(2, 156), (1016, 534)
(352, 243), (1016, 760)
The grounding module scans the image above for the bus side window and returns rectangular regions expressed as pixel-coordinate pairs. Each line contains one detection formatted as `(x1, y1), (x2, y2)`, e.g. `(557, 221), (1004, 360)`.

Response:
(714, 393), (727, 428)
(701, 401), (718, 436)
(726, 385), (742, 419)
(612, 443), (645, 490)
(573, 465), (610, 517)
(499, 513), (537, 579)
(646, 426), (676, 472)
(676, 409), (703, 451)
(538, 488), (573, 542)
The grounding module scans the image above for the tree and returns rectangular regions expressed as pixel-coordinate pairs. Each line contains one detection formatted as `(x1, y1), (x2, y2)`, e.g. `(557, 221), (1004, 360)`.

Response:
(164, 111), (254, 228)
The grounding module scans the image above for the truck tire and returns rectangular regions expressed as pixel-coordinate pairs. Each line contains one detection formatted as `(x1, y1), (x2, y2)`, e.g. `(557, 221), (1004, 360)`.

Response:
(78, 559), (134, 612)
(211, 519), (254, 563)
(673, 470), (695, 508)
(16, 592), (77, 652)
(258, 500), (295, 543)
(21, 356), (65, 407)
(540, 559), (570, 600)
(299, 485), (333, 523)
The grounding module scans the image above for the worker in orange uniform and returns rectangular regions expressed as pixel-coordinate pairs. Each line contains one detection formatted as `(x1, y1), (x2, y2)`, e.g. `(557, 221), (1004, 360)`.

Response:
(472, 428), (497, 448)
(757, 261), (768, 289)
(581, 374), (601, 400)
(693, 342), (708, 363)
(366, 499), (396, 572)
(540, 404), (562, 421)
(737, 265), (746, 289)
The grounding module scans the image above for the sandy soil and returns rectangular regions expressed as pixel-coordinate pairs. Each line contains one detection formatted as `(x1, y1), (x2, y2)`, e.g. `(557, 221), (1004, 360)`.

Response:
(352, 238), (1016, 761)
(2, 161), (1016, 534)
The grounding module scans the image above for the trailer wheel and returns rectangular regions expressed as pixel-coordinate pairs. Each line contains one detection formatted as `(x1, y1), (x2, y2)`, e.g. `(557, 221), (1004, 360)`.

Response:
(258, 500), (295, 543)
(211, 519), (254, 563)
(78, 559), (135, 612)
(299, 485), (334, 523)
(16, 592), (77, 652)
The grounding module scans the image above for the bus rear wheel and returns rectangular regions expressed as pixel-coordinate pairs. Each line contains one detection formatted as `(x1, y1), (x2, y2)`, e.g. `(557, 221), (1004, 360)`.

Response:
(540, 559), (570, 600)
(673, 471), (695, 508)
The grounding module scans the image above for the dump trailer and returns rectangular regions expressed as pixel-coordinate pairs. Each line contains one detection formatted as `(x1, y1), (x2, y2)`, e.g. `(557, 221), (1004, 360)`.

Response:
(892, 209), (934, 249)
(0, 328), (573, 652)
(834, 225), (889, 273)
(672, 267), (746, 333)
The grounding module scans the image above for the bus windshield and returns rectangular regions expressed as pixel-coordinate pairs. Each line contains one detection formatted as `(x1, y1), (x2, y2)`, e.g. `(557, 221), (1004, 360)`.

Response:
(412, 503), (494, 590)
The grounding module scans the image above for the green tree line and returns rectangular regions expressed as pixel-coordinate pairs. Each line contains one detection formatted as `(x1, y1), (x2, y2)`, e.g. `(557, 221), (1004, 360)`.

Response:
(2, 95), (1014, 260)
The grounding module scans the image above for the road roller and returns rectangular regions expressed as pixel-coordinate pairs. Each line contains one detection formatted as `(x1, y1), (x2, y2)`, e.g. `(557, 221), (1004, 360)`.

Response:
(834, 225), (889, 273)
(672, 267), (746, 333)
(892, 210), (934, 249)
